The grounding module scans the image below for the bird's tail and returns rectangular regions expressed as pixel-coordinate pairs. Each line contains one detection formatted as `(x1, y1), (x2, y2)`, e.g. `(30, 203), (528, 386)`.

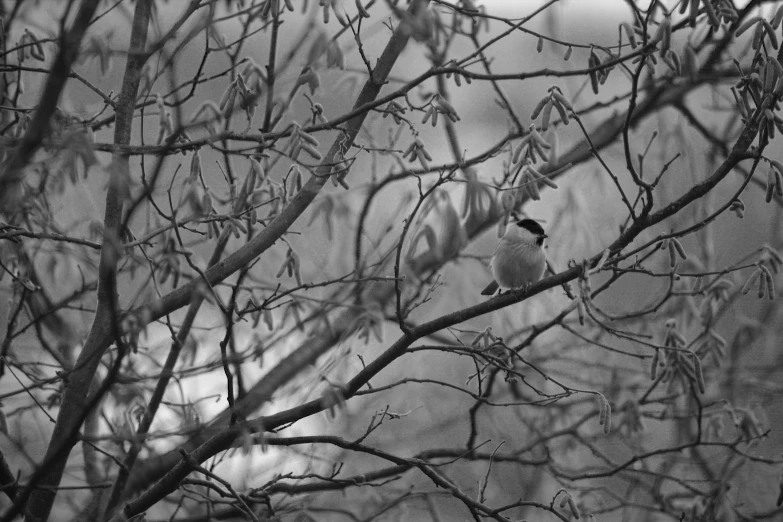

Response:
(481, 280), (499, 296)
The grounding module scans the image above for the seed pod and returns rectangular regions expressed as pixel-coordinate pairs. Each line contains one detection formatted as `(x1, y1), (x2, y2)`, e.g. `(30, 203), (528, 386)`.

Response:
(290, 251), (303, 285)
(436, 95), (459, 119)
(598, 395), (608, 425)
(693, 355), (706, 393)
(218, 82), (236, 112)
(530, 139), (550, 163)
(418, 143), (433, 161)
(702, 0), (720, 27)
(564, 46), (572, 60)
(760, 263), (774, 285)
(730, 87), (748, 119)
(718, 3), (738, 23)
(202, 189), (213, 213)
(536, 36), (543, 53)
(298, 130), (319, 147)
(659, 17), (672, 55)
(668, 240), (678, 267)
(529, 127), (551, 148)
(621, 22), (637, 48)
(289, 138), (303, 161)
(772, 160), (783, 181)
(651, 349), (660, 380)
(551, 89), (573, 112)
(328, 40), (346, 70)
(672, 238), (687, 260)
(683, 46), (698, 81)
(471, 329), (487, 347)
(551, 96), (570, 125)
(679, 0), (690, 14)
(276, 255), (291, 278)
(772, 71), (783, 97)
(588, 50), (600, 94)
(331, 1), (348, 26)
(767, 170), (776, 202)
(189, 152), (202, 179)
(734, 16), (761, 37)
(355, 0), (370, 17)
(526, 173), (541, 200)
(307, 69), (321, 94)
(16, 33), (27, 62)
(232, 217), (248, 235)
(577, 300), (585, 326)
(752, 23), (764, 50)
(767, 270), (776, 300)
(541, 100), (553, 131)
(766, 246), (783, 268)
(664, 50), (681, 75)
(294, 168), (303, 192)
(774, 5), (783, 29)
(742, 268), (763, 294)
(768, 258), (781, 276)
(764, 63), (778, 94)
(511, 139), (528, 164)
(422, 106), (434, 124)
(762, 19), (779, 49)
(567, 497), (580, 520)
(689, 0), (700, 27)
(531, 96), (549, 120)
(415, 149), (430, 170)
(300, 143), (322, 160)
(434, 109), (444, 125)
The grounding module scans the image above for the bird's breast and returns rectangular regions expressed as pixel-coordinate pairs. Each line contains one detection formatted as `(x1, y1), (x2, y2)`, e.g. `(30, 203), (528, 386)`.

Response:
(491, 241), (546, 289)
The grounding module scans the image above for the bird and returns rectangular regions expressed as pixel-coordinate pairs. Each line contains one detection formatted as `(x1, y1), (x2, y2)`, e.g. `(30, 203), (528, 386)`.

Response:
(480, 218), (547, 296)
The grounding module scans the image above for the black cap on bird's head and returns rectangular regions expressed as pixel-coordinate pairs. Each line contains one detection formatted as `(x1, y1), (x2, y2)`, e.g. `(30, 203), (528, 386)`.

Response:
(515, 218), (547, 238)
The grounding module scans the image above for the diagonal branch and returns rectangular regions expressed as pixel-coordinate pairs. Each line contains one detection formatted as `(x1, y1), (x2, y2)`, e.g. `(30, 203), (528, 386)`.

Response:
(14, 2), (154, 521)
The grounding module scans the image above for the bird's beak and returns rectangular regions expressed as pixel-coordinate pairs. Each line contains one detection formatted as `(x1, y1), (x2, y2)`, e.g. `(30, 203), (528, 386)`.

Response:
(541, 234), (548, 239)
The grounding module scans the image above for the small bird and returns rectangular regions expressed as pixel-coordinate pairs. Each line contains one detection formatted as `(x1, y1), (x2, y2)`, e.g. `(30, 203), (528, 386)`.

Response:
(481, 218), (547, 296)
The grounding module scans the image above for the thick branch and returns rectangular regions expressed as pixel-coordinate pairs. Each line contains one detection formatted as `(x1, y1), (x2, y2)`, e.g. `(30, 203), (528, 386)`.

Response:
(17, 2), (153, 521)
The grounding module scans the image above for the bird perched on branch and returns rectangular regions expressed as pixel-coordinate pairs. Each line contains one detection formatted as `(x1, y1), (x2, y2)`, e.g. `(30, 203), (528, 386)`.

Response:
(481, 218), (547, 296)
